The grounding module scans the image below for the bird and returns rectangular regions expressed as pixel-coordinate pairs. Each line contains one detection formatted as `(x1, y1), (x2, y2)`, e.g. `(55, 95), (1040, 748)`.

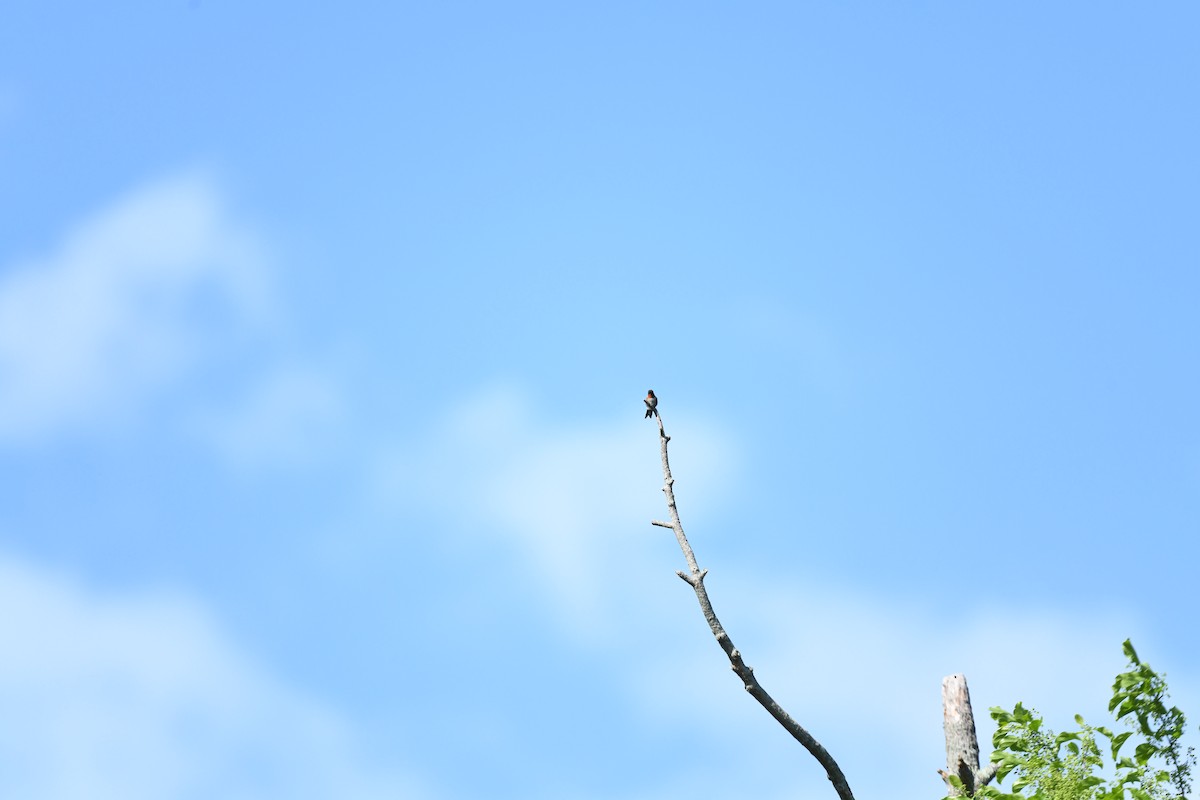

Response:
(644, 390), (658, 419)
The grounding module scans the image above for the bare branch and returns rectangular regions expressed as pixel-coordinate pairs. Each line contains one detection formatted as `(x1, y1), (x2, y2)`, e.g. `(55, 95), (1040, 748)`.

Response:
(976, 762), (1000, 788)
(648, 408), (856, 800)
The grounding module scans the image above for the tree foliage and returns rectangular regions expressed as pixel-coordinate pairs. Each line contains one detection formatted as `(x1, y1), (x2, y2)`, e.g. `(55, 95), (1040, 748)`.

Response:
(946, 640), (1194, 800)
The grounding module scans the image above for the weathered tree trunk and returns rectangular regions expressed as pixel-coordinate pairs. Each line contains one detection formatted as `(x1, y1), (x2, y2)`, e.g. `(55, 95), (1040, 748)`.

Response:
(941, 674), (1001, 795)
(941, 674), (982, 796)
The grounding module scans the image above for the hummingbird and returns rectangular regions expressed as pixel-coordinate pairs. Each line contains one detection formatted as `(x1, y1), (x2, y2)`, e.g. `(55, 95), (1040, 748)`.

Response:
(644, 390), (658, 419)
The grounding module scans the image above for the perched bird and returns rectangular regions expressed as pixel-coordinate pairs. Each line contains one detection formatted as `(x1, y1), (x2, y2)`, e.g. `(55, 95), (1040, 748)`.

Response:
(644, 389), (658, 419)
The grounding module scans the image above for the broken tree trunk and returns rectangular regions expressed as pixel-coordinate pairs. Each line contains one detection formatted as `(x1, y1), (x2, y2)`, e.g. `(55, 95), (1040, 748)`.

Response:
(940, 674), (999, 796)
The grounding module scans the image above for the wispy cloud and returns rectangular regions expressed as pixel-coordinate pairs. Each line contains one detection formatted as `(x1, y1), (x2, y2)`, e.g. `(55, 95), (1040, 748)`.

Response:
(374, 384), (740, 642)
(378, 386), (1198, 798)
(0, 170), (350, 474)
(0, 552), (429, 800)
(192, 361), (348, 472)
(0, 171), (272, 443)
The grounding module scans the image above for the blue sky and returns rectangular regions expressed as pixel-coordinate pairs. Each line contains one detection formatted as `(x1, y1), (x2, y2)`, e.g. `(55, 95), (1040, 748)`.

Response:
(1, 3), (1198, 798)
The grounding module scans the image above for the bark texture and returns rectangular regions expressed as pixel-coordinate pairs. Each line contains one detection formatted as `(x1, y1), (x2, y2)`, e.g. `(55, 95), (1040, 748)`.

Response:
(940, 673), (999, 796)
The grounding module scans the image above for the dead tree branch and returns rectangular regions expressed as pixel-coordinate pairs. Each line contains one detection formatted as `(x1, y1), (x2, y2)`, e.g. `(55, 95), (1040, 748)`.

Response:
(940, 673), (999, 796)
(649, 407), (856, 800)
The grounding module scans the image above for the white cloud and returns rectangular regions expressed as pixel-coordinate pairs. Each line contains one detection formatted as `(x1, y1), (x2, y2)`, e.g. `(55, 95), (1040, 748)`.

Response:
(371, 385), (1199, 798)
(0, 171), (272, 442)
(374, 384), (739, 642)
(0, 553), (429, 800)
(193, 362), (347, 471)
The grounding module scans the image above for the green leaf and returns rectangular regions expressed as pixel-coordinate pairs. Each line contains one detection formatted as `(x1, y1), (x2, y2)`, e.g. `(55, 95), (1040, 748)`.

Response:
(1116, 698), (1137, 720)
(1110, 731), (1133, 759)
(1124, 639), (1140, 664)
